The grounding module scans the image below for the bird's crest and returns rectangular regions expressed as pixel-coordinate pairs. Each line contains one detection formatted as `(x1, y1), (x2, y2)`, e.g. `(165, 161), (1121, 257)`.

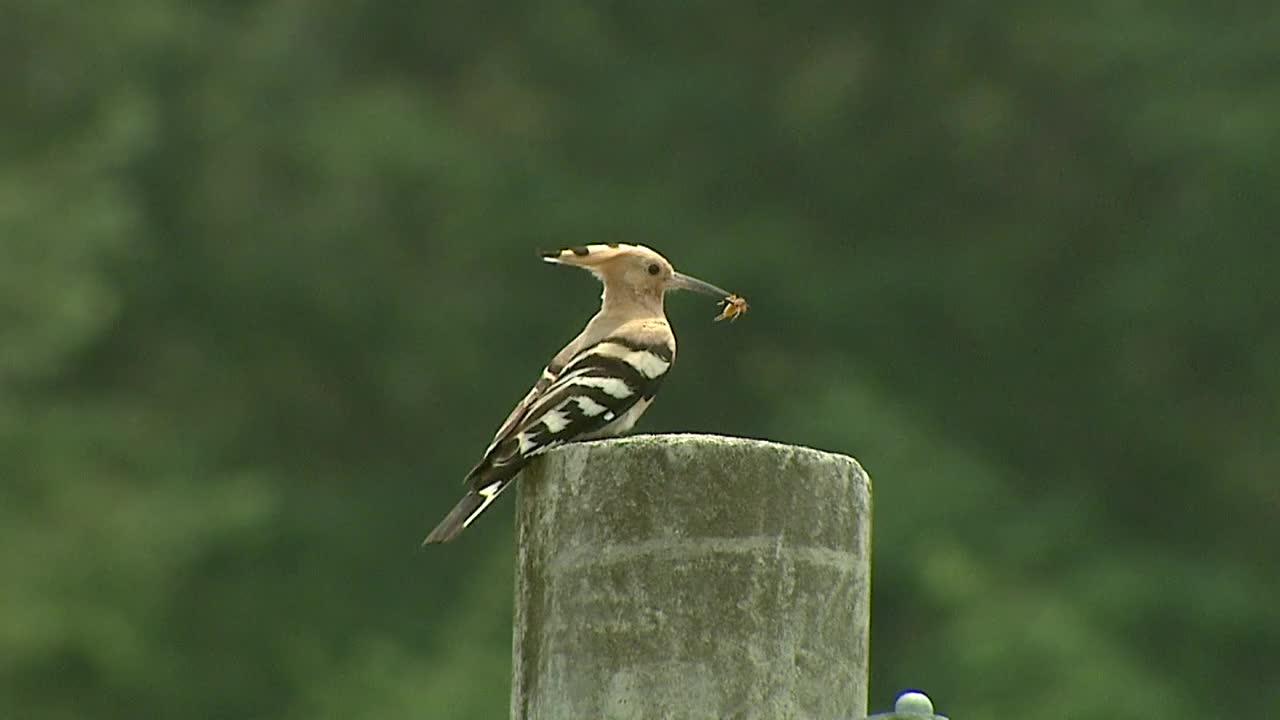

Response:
(541, 243), (657, 267)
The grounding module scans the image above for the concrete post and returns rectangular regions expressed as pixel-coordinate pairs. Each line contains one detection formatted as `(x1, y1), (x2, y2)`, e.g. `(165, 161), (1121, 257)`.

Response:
(511, 434), (871, 720)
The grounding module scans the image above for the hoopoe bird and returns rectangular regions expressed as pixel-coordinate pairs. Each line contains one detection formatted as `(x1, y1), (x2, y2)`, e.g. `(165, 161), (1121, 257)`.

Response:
(423, 244), (742, 544)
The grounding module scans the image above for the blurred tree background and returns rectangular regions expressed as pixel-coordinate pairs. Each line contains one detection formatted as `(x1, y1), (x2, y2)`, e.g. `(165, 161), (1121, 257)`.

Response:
(3, 1), (1277, 718)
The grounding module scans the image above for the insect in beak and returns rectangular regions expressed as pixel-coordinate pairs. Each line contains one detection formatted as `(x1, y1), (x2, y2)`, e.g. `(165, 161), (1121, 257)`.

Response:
(714, 294), (749, 322)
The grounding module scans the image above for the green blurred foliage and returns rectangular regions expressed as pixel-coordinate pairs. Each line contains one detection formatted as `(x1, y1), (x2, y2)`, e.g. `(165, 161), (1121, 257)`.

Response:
(2, 1), (1277, 718)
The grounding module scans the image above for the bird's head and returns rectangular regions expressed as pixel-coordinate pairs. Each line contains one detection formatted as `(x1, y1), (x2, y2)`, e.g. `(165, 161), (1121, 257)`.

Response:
(541, 244), (730, 314)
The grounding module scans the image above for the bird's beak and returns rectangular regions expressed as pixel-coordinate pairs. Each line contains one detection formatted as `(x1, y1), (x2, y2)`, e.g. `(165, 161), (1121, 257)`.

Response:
(669, 271), (731, 298)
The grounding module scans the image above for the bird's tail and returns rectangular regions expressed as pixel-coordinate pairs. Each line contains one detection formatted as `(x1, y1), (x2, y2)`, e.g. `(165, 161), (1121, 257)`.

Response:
(422, 469), (516, 545)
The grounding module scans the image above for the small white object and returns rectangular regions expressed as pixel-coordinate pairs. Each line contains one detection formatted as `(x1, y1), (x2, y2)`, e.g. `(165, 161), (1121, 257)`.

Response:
(895, 691), (935, 716)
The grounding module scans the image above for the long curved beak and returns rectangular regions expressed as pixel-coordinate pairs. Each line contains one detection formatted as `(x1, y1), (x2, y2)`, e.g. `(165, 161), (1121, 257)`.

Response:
(670, 271), (731, 298)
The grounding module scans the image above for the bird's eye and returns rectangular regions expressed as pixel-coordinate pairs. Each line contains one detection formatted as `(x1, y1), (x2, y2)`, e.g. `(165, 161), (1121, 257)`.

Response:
(647, 263), (660, 276)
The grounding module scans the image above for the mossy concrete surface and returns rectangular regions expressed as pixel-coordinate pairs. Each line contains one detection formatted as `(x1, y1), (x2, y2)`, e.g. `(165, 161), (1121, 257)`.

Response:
(511, 434), (871, 720)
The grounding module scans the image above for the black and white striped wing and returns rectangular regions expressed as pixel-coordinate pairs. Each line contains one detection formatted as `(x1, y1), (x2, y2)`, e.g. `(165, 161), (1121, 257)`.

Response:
(500, 336), (672, 459)
(422, 336), (673, 544)
(483, 365), (559, 456)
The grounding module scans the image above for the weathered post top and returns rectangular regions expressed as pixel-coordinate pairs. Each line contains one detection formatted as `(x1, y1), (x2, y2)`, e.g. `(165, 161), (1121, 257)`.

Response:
(512, 433), (871, 720)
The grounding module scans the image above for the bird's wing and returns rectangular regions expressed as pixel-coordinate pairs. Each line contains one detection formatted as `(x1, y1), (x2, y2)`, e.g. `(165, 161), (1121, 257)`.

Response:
(482, 333), (673, 471)
(483, 365), (560, 455)
(482, 322), (597, 455)
(424, 328), (674, 544)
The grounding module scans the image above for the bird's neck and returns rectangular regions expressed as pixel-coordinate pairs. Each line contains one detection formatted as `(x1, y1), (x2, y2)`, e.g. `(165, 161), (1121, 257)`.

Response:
(600, 286), (666, 319)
